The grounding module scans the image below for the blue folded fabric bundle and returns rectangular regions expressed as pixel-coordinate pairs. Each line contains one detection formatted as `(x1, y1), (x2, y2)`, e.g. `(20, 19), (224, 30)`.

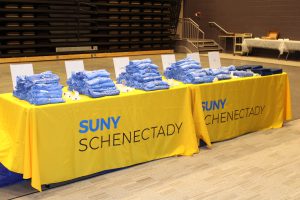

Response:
(210, 68), (231, 76)
(83, 70), (110, 80)
(28, 90), (63, 98)
(67, 69), (120, 98)
(13, 71), (65, 105)
(88, 89), (120, 98)
(251, 65), (263, 70)
(164, 58), (205, 84)
(143, 81), (170, 91)
(234, 65), (283, 76)
(236, 65), (263, 71)
(270, 68), (283, 74)
(86, 82), (116, 89)
(250, 67), (282, 76)
(251, 68), (273, 76)
(165, 58), (235, 84)
(25, 71), (60, 85)
(126, 59), (159, 74)
(117, 59), (169, 91)
(220, 65), (236, 71)
(27, 97), (65, 105)
(232, 71), (254, 77)
(216, 74), (232, 80)
(200, 76), (216, 83)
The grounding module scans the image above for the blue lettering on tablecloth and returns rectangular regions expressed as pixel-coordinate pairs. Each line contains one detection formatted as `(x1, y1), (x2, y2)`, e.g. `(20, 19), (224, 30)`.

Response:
(79, 116), (121, 134)
(202, 98), (227, 111)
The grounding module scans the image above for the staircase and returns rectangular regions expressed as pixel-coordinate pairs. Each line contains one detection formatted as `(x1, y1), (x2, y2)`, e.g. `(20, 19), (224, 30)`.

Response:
(176, 18), (223, 53)
(194, 39), (223, 52)
(209, 21), (252, 54)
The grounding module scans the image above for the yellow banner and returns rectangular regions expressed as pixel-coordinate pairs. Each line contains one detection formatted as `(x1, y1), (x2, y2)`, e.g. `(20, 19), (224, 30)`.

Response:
(0, 85), (203, 191)
(190, 73), (292, 142)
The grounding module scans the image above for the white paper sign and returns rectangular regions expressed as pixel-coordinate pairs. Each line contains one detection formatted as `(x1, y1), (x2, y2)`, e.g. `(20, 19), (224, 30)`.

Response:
(161, 54), (176, 71)
(208, 51), (221, 69)
(113, 57), (130, 79)
(187, 52), (201, 64)
(10, 63), (34, 89)
(65, 60), (85, 79)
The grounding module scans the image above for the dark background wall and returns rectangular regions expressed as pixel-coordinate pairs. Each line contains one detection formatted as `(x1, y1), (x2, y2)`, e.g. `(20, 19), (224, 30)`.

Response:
(184, 0), (300, 42)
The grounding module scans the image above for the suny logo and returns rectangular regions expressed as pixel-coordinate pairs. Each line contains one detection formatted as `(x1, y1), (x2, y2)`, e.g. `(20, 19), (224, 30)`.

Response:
(202, 98), (227, 111)
(79, 116), (121, 134)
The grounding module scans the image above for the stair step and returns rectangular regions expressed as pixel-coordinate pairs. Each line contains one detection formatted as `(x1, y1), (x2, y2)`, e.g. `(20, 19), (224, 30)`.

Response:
(198, 47), (222, 52)
(176, 37), (223, 53)
(197, 39), (215, 42)
(201, 44), (219, 47)
(190, 39), (215, 43)
(197, 42), (216, 45)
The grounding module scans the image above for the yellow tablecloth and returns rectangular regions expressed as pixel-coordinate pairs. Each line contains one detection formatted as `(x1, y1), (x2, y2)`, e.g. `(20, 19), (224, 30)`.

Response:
(0, 73), (292, 191)
(190, 73), (292, 142)
(0, 85), (209, 191)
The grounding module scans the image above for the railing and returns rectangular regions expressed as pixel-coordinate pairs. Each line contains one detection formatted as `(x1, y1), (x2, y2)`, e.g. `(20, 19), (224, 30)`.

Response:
(178, 18), (205, 48)
(208, 21), (234, 35)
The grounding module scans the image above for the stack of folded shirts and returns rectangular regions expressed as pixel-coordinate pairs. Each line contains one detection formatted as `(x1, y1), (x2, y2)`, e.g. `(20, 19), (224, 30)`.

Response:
(251, 68), (273, 76)
(251, 68), (282, 76)
(236, 65), (283, 76)
(117, 59), (169, 91)
(67, 69), (120, 98)
(236, 65), (263, 71)
(208, 65), (236, 76)
(232, 70), (254, 77)
(165, 58), (236, 83)
(164, 58), (214, 84)
(201, 66), (234, 81)
(270, 68), (283, 74)
(13, 71), (64, 105)
(216, 74), (232, 80)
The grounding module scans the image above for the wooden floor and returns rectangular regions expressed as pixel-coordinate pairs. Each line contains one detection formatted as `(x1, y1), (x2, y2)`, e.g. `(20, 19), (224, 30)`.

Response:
(0, 53), (299, 119)
(1, 119), (299, 200)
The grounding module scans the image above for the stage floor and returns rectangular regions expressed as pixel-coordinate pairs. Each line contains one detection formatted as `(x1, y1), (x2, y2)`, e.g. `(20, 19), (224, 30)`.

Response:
(0, 53), (299, 119)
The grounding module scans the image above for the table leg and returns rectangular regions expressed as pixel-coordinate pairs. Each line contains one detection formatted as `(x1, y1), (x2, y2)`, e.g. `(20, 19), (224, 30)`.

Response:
(278, 53), (281, 59)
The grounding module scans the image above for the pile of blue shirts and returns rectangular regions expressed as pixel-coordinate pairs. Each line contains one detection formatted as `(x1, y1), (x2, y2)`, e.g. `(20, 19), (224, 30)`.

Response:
(165, 58), (256, 83)
(164, 58), (211, 84)
(165, 58), (235, 83)
(117, 59), (169, 91)
(232, 70), (254, 77)
(199, 66), (236, 81)
(13, 71), (64, 105)
(67, 69), (120, 98)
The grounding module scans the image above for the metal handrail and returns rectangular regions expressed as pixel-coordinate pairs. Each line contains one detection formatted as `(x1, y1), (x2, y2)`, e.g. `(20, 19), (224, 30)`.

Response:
(178, 18), (205, 49)
(208, 21), (234, 35)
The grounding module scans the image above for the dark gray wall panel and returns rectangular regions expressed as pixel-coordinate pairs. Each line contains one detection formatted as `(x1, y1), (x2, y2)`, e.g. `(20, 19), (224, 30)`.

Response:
(184, 0), (300, 40)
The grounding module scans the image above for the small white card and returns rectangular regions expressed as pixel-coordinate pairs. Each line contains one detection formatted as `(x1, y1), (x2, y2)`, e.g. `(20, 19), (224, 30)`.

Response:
(113, 57), (130, 79)
(63, 91), (72, 99)
(208, 51), (221, 69)
(116, 84), (134, 93)
(166, 79), (179, 87)
(161, 54), (176, 71)
(10, 63), (34, 89)
(187, 52), (201, 64)
(71, 95), (80, 101)
(65, 60), (85, 79)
